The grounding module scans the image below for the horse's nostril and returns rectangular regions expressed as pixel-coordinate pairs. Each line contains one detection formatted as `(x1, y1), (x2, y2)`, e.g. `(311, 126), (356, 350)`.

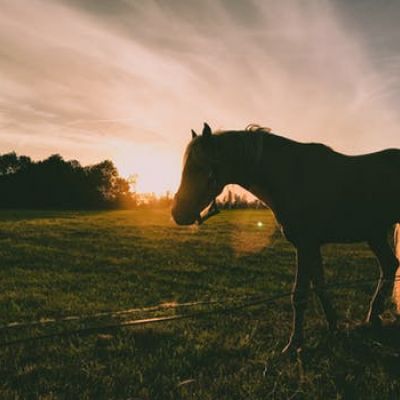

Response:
(173, 214), (192, 226)
(171, 206), (196, 226)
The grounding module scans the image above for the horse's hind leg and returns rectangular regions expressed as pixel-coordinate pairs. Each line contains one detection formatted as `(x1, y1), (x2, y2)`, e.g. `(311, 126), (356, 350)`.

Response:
(366, 233), (399, 326)
(311, 252), (338, 331)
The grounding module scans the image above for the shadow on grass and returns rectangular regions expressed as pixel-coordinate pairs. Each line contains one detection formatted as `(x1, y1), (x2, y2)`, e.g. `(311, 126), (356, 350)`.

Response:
(1, 325), (256, 400)
(342, 322), (400, 376)
(298, 320), (400, 398)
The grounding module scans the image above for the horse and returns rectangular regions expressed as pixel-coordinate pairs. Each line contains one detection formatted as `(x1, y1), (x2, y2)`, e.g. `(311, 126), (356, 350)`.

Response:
(171, 122), (400, 353)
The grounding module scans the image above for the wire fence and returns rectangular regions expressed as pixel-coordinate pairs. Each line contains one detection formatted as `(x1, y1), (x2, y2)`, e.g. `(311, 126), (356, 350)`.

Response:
(0, 276), (399, 347)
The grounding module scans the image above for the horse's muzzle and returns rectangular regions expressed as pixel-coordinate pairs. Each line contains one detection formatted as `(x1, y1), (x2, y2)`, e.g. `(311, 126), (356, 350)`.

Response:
(171, 201), (198, 226)
(172, 212), (197, 226)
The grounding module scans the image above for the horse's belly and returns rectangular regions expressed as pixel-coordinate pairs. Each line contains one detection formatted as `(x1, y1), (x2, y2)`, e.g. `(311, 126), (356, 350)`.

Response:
(282, 204), (397, 245)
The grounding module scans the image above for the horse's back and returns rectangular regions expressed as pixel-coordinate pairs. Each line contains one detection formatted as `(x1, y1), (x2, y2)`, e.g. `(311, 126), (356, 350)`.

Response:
(312, 146), (400, 197)
(348, 148), (400, 170)
(345, 149), (400, 198)
(283, 145), (400, 244)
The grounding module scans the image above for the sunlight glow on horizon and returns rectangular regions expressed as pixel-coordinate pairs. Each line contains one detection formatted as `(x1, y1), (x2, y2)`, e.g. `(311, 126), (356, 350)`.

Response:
(111, 141), (181, 195)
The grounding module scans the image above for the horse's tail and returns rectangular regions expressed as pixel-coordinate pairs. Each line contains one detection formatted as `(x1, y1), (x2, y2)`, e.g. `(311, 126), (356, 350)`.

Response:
(395, 223), (400, 260)
(394, 224), (400, 313)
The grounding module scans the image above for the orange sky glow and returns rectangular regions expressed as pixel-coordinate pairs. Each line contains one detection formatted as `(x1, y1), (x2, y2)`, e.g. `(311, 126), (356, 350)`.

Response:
(1, 1), (399, 195)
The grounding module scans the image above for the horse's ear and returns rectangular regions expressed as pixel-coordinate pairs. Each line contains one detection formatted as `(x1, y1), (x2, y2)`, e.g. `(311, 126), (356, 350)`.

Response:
(202, 122), (212, 138)
(191, 129), (197, 139)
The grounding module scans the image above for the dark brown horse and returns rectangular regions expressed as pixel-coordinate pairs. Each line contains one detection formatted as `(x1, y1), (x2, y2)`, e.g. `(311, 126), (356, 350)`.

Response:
(172, 123), (400, 353)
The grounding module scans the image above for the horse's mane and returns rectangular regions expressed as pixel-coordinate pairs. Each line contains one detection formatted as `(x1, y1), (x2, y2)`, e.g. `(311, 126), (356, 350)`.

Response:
(188, 124), (334, 170)
(212, 125), (277, 167)
(213, 124), (335, 168)
(244, 124), (272, 133)
(214, 124), (271, 135)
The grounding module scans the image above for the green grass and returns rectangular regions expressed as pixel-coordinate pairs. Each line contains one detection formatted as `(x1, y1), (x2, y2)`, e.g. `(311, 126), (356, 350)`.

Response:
(0, 209), (399, 399)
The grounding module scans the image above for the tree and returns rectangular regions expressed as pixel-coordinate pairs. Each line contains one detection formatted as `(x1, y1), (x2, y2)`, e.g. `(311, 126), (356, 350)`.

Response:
(0, 153), (135, 209)
(0, 152), (32, 175)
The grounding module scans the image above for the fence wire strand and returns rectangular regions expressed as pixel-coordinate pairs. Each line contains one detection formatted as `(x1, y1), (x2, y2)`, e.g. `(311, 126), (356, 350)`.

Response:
(1, 276), (399, 347)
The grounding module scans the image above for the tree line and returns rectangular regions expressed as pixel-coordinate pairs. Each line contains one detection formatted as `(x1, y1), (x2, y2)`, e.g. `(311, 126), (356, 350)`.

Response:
(0, 152), (267, 210)
(217, 186), (267, 210)
(0, 152), (134, 209)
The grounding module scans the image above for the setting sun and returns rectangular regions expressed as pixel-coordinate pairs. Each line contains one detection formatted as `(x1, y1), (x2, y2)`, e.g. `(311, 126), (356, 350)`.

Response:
(112, 141), (181, 195)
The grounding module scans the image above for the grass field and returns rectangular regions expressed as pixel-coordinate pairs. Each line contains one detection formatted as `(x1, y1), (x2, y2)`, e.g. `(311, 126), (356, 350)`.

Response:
(0, 209), (399, 399)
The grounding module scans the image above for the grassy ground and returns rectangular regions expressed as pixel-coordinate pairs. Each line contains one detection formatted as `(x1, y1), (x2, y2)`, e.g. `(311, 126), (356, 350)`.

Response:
(0, 208), (399, 399)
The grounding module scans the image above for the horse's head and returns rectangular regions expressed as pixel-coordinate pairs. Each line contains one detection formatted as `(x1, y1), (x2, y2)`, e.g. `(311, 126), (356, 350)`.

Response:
(172, 123), (224, 225)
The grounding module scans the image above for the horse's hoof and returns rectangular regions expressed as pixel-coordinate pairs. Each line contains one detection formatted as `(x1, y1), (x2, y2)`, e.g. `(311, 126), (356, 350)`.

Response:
(281, 340), (303, 357)
(328, 321), (338, 333)
(365, 316), (383, 330)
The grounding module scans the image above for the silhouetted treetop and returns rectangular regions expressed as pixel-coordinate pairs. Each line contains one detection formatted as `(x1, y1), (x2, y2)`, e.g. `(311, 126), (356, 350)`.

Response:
(0, 152), (134, 209)
(0, 152), (32, 175)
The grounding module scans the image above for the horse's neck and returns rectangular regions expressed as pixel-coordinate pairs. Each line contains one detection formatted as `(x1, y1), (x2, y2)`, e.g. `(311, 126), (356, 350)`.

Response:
(216, 132), (265, 186)
(217, 132), (298, 212)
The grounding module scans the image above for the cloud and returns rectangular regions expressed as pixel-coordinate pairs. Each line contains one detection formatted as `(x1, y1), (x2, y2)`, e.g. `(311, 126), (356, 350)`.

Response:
(0, 0), (399, 191)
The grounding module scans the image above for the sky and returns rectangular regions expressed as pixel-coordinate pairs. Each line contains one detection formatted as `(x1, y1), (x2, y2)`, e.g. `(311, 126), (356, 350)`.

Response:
(1, 0), (400, 194)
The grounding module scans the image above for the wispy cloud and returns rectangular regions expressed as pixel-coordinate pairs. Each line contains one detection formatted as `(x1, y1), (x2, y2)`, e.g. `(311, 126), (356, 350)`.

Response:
(1, 0), (399, 192)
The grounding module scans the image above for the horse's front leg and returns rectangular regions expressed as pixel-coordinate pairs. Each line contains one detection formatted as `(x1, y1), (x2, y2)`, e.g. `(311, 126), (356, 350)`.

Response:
(311, 250), (338, 332)
(282, 245), (318, 354)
